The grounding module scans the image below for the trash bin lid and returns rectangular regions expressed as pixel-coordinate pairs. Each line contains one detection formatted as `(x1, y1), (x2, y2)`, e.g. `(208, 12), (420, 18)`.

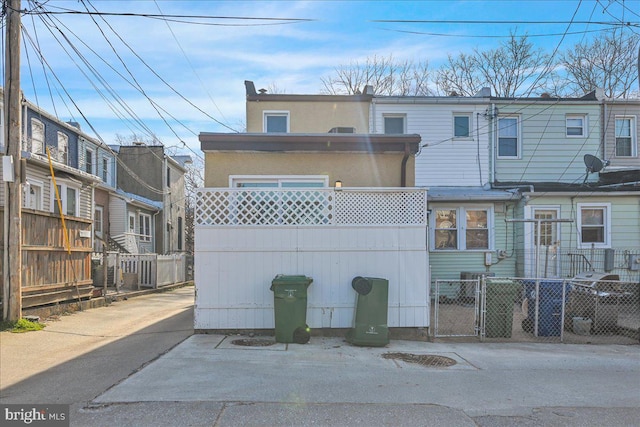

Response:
(271, 274), (313, 289)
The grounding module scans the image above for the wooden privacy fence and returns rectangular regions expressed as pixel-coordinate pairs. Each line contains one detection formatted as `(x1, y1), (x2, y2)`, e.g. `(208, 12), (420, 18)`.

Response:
(0, 209), (94, 308)
(97, 252), (187, 290)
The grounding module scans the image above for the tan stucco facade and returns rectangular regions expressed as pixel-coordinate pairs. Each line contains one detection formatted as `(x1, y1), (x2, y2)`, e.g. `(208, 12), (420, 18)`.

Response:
(246, 100), (370, 133)
(204, 151), (415, 188)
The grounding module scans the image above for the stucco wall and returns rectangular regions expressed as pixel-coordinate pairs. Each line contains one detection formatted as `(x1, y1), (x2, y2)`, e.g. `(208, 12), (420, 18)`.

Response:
(246, 100), (370, 133)
(204, 151), (416, 188)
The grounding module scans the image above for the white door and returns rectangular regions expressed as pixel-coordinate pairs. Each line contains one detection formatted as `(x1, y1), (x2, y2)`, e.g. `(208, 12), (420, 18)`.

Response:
(525, 207), (561, 277)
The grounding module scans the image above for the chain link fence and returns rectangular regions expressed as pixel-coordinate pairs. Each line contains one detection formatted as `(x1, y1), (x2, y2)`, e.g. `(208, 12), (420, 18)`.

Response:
(431, 277), (639, 344)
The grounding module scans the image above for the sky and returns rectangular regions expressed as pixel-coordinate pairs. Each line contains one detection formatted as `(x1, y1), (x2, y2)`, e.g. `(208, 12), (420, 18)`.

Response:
(5, 0), (639, 159)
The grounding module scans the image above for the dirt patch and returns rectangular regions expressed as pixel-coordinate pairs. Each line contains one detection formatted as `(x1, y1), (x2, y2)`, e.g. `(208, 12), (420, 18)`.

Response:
(231, 338), (276, 347)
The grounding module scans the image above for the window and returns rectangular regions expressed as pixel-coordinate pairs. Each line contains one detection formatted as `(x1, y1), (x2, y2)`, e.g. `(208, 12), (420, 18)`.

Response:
(31, 119), (44, 154)
(57, 132), (68, 164)
(128, 213), (136, 234)
(497, 116), (519, 158)
(433, 206), (492, 251)
(102, 158), (109, 182)
(566, 115), (586, 137)
(52, 181), (79, 217)
(166, 166), (171, 187)
(264, 112), (289, 133)
(177, 216), (183, 251)
(453, 114), (471, 138)
(615, 117), (636, 157)
(85, 148), (95, 174)
(139, 213), (152, 242)
(231, 175), (328, 188)
(94, 206), (103, 238)
(577, 203), (611, 248)
(383, 115), (405, 134)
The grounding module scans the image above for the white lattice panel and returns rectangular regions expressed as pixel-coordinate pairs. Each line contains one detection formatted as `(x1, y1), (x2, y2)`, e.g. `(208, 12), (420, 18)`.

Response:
(196, 188), (427, 226)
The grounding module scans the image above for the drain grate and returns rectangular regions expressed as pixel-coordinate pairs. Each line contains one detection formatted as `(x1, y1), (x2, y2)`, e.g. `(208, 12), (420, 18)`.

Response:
(231, 338), (275, 347)
(382, 352), (457, 367)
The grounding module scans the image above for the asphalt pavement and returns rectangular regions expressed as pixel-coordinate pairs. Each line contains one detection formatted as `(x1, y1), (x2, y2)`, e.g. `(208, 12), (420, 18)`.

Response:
(2, 286), (640, 426)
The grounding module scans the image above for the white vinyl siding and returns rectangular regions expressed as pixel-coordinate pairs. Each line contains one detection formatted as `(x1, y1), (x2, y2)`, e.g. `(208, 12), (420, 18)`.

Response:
(371, 102), (490, 187)
(494, 104), (600, 183)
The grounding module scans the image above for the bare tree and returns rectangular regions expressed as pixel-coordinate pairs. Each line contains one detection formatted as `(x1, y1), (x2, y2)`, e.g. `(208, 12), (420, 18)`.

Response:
(560, 30), (639, 99)
(320, 54), (432, 96)
(435, 33), (551, 97)
(183, 156), (203, 255)
(114, 133), (163, 146)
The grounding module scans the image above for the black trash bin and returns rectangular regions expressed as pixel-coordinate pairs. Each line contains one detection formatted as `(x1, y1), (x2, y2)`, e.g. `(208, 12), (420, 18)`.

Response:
(270, 275), (313, 344)
(346, 276), (390, 347)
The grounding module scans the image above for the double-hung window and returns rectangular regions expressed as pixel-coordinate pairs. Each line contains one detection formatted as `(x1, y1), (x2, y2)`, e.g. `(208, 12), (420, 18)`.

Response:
(264, 111), (289, 133)
(433, 206), (492, 251)
(85, 148), (95, 174)
(566, 114), (587, 137)
(31, 119), (45, 154)
(453, 114), (471, 138)
(383, 115), (405, 134)
(52, 181), (80, 217)
(615, 117), (637, 157)
(577, 203), (611, 248)
(497, 116), (519, 158)
(57, 132), (69, 164)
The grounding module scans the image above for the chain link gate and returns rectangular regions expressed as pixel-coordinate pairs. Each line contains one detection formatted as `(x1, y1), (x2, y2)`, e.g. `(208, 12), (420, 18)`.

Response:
(433, 277), (639, 343)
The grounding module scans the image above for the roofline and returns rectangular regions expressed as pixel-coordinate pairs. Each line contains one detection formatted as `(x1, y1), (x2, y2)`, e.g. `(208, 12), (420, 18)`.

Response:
(199, 133), (421, 154)
(247, 93), (374, 102)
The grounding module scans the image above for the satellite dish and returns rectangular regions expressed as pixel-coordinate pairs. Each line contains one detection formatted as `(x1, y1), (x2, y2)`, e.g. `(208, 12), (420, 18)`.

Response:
(584, 154), (604, 173)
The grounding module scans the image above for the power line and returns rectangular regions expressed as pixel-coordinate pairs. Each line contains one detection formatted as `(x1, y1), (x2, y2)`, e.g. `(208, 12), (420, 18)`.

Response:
(371, 19), (639, 26)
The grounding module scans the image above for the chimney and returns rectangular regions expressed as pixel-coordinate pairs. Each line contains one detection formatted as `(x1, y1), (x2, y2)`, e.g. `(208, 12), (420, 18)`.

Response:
(363, 85), (374, 95)
(474, 87), (491, 97)
(244, 80), (257, 96)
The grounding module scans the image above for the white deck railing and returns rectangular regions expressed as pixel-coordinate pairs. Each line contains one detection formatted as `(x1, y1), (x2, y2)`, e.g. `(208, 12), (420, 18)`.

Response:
(196, 188), (427, 226)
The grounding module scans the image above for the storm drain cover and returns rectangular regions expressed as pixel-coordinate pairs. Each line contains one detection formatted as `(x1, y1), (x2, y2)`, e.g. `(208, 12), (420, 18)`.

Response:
(382, 352), (457, 367)
(231, 338), (276, 347)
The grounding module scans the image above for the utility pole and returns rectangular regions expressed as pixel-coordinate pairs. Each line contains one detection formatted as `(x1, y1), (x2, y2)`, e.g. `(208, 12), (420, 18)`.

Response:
(3, 0), (22, 321)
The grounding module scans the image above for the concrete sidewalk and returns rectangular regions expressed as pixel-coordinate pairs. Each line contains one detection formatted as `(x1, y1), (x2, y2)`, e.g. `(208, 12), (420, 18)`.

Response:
(76, 334), (640, 426)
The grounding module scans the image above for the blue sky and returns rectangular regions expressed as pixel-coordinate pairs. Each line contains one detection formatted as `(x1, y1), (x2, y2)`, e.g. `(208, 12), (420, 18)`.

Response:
(8, 0), (638, 158)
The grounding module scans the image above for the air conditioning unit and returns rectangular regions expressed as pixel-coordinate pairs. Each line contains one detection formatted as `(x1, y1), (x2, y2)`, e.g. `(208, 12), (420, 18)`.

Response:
(328, 127), (355, 133)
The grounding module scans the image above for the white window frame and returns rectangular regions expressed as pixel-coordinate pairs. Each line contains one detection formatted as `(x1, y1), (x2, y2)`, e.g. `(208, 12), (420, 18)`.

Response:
(31, 118), (45, 154)
(577, 203), (611, 249)
(614, 116), (637, 158)
(566, 114), (587, 138)
(229, 175), (329, 188)
(85, 147), (96, 175)
(497, 116), (521, 159)
(263, 111), (290, 133)
(431, 205), (494, 251)
(383, 114), (406, 134)
(57, 131), (69, 164)
(453, 113), (472, 139)
(139, 213), (152, 242)
(128, 212), (136, 234)
(102, 157), (109, 183)
(51, 179), (80, 217)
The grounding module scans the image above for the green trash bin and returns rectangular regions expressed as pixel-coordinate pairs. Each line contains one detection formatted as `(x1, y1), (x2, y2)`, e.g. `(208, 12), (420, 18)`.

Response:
(270, 275), (313, 344)
(346, 276), (390, 347)
(484, 279), (520, 338)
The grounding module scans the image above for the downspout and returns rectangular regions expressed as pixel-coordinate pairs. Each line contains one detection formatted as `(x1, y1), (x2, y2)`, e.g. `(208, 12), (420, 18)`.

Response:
(489, 103), (496, 185)
(401, 143), (410, 187)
